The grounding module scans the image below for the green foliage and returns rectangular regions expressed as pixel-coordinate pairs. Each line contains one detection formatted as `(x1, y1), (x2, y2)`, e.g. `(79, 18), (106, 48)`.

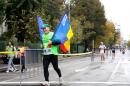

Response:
(95, 21), (120, 48)
(2, 0), (64, 43)
(70, 0), (106, 51)
(0, 32), (8, 41)
(42, 0), (64, 29)
(0, 41), (7, 51)
(0, 0), (121, 51)
(71, 17), (83, 44)
(0, 0), (7, 24)
(127, 40), (130, 47)
(5, 0), (45, 41)
(71, 0), (106, 39)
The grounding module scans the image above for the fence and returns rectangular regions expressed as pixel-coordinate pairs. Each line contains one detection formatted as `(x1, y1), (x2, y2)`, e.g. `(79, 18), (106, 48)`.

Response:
(0, 49), (43, 85)
(23, 49), (43, 81)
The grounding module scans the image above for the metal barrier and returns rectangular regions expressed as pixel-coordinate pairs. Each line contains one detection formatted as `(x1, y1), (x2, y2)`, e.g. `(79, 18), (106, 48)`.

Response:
(0, 49), (43, 85)
(22, 49), (43, 82)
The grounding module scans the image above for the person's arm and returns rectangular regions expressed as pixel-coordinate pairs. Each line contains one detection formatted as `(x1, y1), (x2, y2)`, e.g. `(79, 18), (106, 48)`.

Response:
(48, 40), (52, 45)
(104, 45), (106, 49)
(6, 46), (8, 51)
(51, 39), (61, 45)
(13, 46), (17, 51)
(13, 46), (17, 58)
(41, 34), (44, 48)
(47, 40), (52, 48)
(103, 45), (106, 53)
(40, 44), (44, 48)
(99, 45), (101, 52)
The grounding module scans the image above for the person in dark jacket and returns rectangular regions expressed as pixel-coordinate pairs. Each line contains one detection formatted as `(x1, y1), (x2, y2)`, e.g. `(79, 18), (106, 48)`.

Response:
(111, 45), (115, 60)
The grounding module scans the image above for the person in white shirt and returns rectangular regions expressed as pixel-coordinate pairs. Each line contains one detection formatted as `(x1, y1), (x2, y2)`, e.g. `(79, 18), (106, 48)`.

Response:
(99, 42), (106, 62)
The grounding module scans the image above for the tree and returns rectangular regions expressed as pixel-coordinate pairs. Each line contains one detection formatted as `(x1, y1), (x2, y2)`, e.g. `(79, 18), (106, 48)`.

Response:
(70, 0), (106, 52)
(114, 30), (120, 44)
(5, 0), (44, 42)
(4, 0), (65, 42)
(70, 17), (83, 52)
(127, 40), (130, 48)
(42, 0), (64, 29)
(0, 0), (7, 24)
(95, 21), (115, 47)
(69, 17), (83, 43)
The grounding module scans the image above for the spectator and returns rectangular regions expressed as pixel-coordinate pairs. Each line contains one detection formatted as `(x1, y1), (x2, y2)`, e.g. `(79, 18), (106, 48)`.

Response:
(6, 41), (17, 72)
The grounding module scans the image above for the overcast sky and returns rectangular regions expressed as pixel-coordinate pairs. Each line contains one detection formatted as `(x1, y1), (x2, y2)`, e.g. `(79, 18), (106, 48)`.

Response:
(100, 0), (130, 41)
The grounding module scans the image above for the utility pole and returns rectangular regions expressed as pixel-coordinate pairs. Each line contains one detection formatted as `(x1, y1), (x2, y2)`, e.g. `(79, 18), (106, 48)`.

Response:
(68, 0), (70, 20)
(91, 40), (95, 61)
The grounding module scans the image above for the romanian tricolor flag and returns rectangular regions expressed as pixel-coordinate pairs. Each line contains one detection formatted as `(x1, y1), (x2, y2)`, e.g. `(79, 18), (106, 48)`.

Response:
(37, 16), (44, 42)
(52, 13), (73, 53)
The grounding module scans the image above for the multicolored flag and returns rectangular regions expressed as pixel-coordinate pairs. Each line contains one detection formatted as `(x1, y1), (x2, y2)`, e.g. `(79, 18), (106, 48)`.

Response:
(52, 13), (73, 53)
(37, 16), (44, 42)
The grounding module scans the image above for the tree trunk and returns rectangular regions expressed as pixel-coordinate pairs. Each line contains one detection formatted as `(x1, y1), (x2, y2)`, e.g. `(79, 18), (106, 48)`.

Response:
(76, 43), (78, 53)
(84, 40), (88, 53)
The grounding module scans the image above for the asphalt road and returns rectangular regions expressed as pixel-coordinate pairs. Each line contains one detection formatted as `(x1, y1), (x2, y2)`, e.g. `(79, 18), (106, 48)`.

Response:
(0, 49), (130, 86)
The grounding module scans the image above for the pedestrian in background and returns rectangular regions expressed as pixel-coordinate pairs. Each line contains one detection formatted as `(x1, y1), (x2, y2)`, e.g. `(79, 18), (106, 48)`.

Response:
(111, 45), (115, 60)
(6, 41), (17, 72)
(99, 42), (106, 63)
(17, 47), (26, 73)
(122, 47), (125, 54)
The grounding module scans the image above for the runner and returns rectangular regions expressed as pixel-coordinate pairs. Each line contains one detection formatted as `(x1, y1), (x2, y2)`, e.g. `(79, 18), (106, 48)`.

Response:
(41, 24), (62, 86)
(111, 45), (115, 60)
(122, 47), (125, 54)
(99, 42), (106, 63)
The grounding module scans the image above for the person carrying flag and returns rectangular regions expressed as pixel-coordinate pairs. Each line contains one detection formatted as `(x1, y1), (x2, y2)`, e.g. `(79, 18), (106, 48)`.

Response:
(41, 24), (62, 86)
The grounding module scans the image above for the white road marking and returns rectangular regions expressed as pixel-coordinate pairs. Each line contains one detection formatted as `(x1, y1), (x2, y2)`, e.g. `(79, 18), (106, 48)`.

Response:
(1, 76), (20, 82)
(108, 59), (122, 81)
(122, 60), (130, 76)
(1, 67), (42, 82)
(0, 81), (130, 85)
(75, 67), (89, 72)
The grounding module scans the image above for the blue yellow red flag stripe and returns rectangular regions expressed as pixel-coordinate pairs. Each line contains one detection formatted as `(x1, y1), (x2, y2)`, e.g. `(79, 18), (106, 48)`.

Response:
(52, 13), (73, 53)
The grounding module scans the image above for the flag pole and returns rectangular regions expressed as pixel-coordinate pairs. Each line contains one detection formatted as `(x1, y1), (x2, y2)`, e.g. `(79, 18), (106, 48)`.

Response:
(68, 0), (70, 54)
(69, 0), (70, 20)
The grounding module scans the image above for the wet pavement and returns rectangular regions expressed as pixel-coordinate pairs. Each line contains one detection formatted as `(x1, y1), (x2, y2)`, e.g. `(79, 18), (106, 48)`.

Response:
(0, 49), (130, 86)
